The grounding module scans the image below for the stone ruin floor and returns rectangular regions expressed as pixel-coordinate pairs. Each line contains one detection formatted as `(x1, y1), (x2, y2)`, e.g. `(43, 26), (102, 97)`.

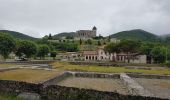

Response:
(134, 78), (170, 99)
(44, 72), (170, 99)
(57, 77), (129, 95)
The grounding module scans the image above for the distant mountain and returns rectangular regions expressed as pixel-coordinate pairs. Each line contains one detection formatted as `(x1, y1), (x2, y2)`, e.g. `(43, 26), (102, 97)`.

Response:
(0, 30), (37, 40)
(159, 34), (170, 43)
(110, 29), (160, 42)
(52, 32), (75, 39)
(159, 34), (170, 39)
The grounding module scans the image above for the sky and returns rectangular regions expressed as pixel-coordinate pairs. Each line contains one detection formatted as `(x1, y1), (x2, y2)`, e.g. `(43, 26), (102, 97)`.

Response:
(0, 0), (170, 38)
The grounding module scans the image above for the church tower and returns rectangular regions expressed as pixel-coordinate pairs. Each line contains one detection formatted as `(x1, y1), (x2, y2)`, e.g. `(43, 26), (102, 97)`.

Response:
(92, 26), (97, 37)
(92, 26), (97, 31)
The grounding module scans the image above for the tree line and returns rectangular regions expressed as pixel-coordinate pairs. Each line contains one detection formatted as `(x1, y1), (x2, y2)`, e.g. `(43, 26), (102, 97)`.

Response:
(0, 33), (79, 60)
(104, 40), (170, 64)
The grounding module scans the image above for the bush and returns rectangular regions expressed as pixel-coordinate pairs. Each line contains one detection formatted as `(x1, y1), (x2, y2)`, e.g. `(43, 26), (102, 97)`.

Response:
(165, 61), (170, 68)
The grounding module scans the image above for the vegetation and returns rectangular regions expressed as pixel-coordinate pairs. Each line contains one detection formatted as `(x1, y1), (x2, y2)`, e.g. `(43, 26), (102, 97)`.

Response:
(0, 30), (37, 40)
(52, 62), (170, 75)
(15, 40), (37, 59)
(109, 29), (160, 42)
(51, 42), (79, 52)
(105, 39), (170, 64)
(0, 69), (62, 83)
(0, 33), (15, 60)
(0, 93), (23, 100)
(52, 32), (75, 39)
(37, 44), (50, 59)
(165, 61), (170, 68)
(50, 51), (57, 60)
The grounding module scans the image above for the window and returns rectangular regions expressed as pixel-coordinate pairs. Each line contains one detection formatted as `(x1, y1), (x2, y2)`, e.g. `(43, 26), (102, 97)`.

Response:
(89, 56), (91, 60)
(86, 56), (88, 59)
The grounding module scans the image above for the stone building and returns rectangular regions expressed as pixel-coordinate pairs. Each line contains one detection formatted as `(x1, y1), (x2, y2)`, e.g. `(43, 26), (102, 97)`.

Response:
(75, 26), (97, 40)
(83, 47), (147, 64)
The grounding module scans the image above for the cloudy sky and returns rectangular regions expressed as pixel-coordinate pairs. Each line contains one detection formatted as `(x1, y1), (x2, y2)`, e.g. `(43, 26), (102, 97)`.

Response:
(0, 0), (170, 38)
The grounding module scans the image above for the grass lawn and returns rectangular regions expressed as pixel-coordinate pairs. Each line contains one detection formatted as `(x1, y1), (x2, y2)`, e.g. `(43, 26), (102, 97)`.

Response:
(0, 69), (62, 83)
(52, 62), (170, 75)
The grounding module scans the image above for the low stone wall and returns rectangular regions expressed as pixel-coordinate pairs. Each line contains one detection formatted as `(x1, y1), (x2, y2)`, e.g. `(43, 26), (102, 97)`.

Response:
(68, 61), (163, 67)
(0, 80), (42, 94)
(0, 80), (166, 100)
(127, 73), (170, 79)
(0, 60), (55, 64)
(70, 71), (120, 78)
(41, 72), (72, 86)
(69, 61), (120, 67)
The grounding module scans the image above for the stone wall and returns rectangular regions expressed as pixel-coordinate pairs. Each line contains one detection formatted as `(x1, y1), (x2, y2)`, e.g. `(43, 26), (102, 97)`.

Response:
(0, 80), (166, 100)
(127, 73), (170, 79)
(0, 60), (55, 64)
(71, 71), (120, 78)
(0, 80), (42, 94)
(68, 61), (163, 67)
(41, 72), (72, 86)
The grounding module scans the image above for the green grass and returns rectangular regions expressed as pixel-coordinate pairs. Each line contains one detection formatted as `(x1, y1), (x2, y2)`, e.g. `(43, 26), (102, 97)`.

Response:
(52, 62), (170, 75)
(0, 94), (24, 100)
(0, 69), (62, 83)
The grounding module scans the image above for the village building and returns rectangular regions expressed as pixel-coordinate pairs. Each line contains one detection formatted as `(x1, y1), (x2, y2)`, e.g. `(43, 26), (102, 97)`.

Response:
(74, 26), (97, 40)
(83, 48), (147, 64)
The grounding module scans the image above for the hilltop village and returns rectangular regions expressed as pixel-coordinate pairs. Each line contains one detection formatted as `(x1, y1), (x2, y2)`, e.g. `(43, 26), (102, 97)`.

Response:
(42, 26), (149, 64)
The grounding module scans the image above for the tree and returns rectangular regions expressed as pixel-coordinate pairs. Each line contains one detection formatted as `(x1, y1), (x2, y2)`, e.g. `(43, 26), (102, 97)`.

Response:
(104, 43), (120, 53)
(48, 33), (52, 40)
(50, 51), (57, 60)
(86, 39), (92, 45)
(118, 40), (141, 53)
(151, 47), (166, 64)
(140, 42), (155, 64)
(118, 40), (141, 63)
(108, 35), (111, 42)
(104, 40), (141, 63)
(66, 36), (73, 39)
(0, 33), (15, 60)
(51, 42), (79, 52)
(79, 39), (82, 45)
(16, 40), (37, 59)
(97, 40), (102, 46)
(37, 45), (50, 59)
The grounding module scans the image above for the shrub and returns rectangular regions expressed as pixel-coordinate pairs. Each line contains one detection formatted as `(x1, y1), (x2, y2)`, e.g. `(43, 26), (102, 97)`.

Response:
(165, 61), (170, 68)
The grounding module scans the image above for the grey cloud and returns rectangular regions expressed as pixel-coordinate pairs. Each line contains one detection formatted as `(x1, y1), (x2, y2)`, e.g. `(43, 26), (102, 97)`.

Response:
(0, 0), (170, 37)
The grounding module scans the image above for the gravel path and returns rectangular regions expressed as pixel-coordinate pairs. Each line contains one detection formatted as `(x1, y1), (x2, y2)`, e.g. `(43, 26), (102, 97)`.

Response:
(57, 77), (129, 95)
(134, 78), (170, 99)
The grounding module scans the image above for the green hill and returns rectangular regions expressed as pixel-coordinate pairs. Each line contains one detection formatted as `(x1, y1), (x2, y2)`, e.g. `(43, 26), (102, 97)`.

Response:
(110, 29), (160, 42)
(52, 32), (75, 39)
(0, 30), (37, 40)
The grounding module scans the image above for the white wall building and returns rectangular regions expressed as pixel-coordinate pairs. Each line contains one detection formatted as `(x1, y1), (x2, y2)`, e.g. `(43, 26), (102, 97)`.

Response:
(83, 48), (147, 64)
